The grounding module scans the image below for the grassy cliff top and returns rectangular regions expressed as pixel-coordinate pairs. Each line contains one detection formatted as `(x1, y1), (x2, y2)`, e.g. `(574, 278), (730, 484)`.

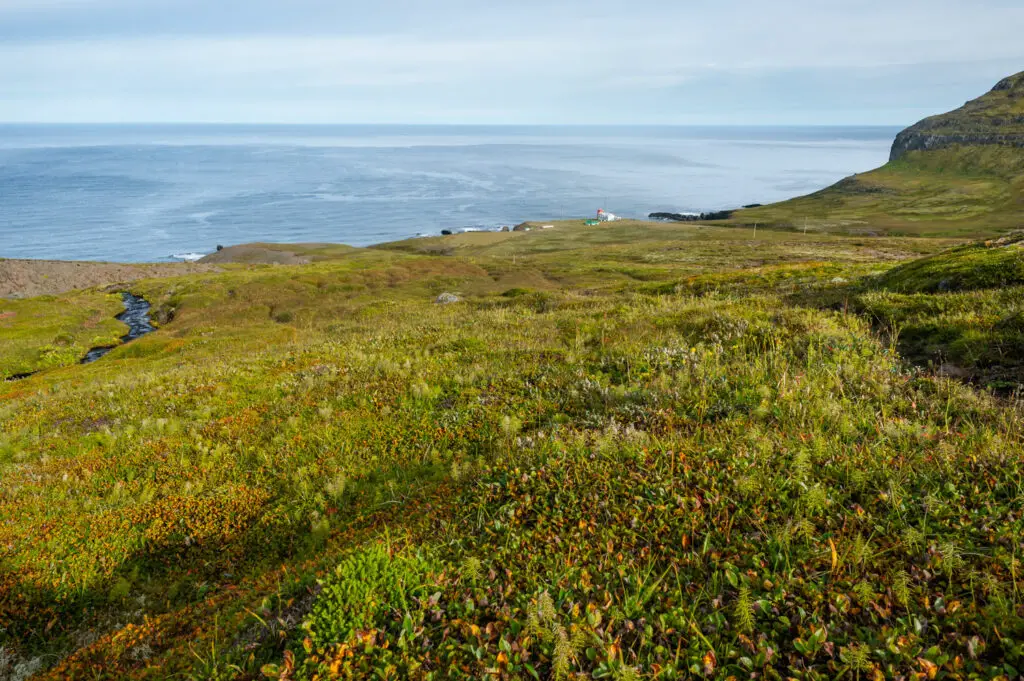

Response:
(891, 70), (1024, 150)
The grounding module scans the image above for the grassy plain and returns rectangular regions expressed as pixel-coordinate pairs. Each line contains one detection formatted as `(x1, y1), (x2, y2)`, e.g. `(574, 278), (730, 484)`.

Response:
(3, 220), (1024, 680)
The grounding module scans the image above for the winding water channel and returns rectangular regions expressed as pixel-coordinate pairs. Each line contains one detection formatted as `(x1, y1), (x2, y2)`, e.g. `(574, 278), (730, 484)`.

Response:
(81, 292), (156, 364)
(5, 292), (156, 381)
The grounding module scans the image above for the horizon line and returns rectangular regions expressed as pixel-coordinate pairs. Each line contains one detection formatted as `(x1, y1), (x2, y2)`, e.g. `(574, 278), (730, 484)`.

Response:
(0, 121), (907, 128)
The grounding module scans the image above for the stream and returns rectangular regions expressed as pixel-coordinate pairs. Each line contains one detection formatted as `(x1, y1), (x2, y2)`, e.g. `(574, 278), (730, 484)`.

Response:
(81, 292), (156, 364)
(4, 292), (157, 381)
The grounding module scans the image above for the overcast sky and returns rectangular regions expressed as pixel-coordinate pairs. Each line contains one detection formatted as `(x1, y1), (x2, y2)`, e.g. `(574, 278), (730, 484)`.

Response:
(1, 0), (1021, 125)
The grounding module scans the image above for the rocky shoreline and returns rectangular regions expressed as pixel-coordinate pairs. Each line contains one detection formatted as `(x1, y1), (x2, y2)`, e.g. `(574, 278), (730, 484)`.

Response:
(648, 209), (739, 222)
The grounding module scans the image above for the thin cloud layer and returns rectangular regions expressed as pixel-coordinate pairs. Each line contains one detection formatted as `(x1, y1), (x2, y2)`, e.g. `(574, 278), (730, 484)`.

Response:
(1, 0), (1022, 123)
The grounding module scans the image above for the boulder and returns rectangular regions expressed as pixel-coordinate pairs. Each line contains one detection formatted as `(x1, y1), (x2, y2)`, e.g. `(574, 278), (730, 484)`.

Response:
(435, 292), (461, 305)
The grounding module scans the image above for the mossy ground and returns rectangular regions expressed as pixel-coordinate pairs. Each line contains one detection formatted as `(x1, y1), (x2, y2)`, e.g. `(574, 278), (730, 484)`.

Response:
(872, 231), (1024, 293)
(2, 223), (1024, 680)
(0, 291), (125, 379)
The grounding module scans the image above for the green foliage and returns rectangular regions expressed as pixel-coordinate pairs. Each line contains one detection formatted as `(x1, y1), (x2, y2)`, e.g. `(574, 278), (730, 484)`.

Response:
(854, 235), (1024, 386)
(891, 570), (912, 608)
(304, 543), (442, 647)
(840, 641), (872, 679)
(733, 585), (755, 633)
(0, 290), (124, 378)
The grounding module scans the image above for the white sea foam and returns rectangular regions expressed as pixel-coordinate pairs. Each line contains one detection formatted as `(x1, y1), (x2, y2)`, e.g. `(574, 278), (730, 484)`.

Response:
(170, 252), (206, 262)
(190, 211), (219, 225)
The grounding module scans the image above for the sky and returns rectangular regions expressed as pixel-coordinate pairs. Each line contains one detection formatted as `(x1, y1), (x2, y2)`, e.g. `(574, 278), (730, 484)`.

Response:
(0, 0), (1022, 125)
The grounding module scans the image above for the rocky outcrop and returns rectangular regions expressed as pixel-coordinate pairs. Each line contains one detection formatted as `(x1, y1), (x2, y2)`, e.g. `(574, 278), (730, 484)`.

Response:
(649, 210), (735, 222)
(890, 71), (1024, 161)
(890, 129), (1024, 161)
(993, 73), (1024, 92)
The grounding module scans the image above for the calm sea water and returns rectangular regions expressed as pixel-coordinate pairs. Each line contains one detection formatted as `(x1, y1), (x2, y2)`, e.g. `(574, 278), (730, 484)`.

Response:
(0, 125), (900, 262)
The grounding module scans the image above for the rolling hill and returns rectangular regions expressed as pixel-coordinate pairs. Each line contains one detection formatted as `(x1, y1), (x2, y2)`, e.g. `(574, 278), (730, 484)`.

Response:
(726, 71), (1024, 237)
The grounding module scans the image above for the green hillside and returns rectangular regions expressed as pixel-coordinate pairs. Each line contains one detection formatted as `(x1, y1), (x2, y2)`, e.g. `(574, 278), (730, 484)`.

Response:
(3, 220), (1024, 681)
(725, 72), (1024, 237)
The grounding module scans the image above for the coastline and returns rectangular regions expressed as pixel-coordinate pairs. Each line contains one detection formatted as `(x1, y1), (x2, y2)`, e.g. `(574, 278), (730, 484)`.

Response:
(0, 231), (535, 298)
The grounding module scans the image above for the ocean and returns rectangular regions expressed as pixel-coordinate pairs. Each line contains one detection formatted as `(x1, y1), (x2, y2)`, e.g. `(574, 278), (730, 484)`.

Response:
(0, 125), (900, 263)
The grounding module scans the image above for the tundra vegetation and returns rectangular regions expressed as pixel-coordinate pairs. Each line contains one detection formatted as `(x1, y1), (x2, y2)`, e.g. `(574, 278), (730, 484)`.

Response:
(2, 218), (1024, 681)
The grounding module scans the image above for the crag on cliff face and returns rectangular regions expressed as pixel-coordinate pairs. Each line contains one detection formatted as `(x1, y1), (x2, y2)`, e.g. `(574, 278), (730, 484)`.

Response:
(890, 71), (1024, 161)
